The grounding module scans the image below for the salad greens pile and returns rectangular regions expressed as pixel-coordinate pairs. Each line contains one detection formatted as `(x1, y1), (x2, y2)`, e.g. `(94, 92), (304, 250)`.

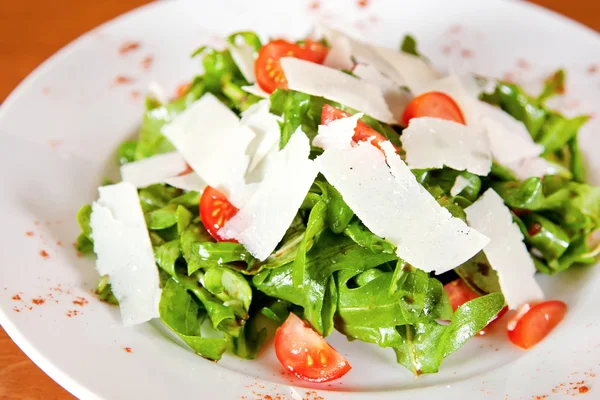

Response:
(76, 31), (599, 375)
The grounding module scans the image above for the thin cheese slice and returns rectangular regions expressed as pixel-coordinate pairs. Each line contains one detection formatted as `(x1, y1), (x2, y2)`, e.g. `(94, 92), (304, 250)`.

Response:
(241, 84), (269, 98)
(323, 35), (354, 70)
(161, 93), (254, 206)
(372, 45), (439, 92)
(450, 175), (471, 197)
(280, 57), (395, 124)
(120, 152), (188, 188)
(314, 117), (489, 272)
(90, 182), (161, 326)
(478, 102), (543, 165)
(241, 100), (282, 172)
(402, 117), (492, 175)
(353, 64), (412, 122)
(227, 41), (256, 83)
(164, 173), (207, 192)
(219, 129), (319, 260)
(507, 157), (559, 180)
(465, 189), (544, 309)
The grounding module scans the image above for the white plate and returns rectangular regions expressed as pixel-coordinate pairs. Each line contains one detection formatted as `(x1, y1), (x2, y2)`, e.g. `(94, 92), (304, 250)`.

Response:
(1, 0), (599, 399)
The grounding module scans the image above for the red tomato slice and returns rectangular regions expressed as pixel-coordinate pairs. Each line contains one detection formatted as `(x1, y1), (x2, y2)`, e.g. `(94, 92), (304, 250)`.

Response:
(255, 40), (329, 94)
(401, 91), (466, 125)
(199, 186), (239, 242)
(507, 300), (567, 349)
(301, 40), (329, 64)
(443, 279), (479, 312)
(321, 104), (393, 150)
(275, 313), (351, 383)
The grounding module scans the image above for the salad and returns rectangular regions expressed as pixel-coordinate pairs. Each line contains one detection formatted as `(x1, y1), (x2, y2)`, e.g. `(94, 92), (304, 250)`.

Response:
(75, 25), (600, 383)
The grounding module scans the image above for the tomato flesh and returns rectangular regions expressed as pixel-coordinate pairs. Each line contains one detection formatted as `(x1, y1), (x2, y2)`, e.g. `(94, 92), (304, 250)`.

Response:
(255, 39), (329, 94)
(274, 313), (351, 382)
(401, 91), (466, 125)
(321, 104), (394, 150)
(444, 279), (508, 335)
(507, 300), (567, 349)
(199, 186), (239, 242)
(444, 279), (479, 312)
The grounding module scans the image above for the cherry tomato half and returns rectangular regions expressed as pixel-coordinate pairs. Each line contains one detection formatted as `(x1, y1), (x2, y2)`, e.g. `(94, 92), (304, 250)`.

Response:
(274, 313), (351, 383)
(255, 40), (329, 94)
(199, 186), (239, 242)
(507, 300), (567, 349)
(321, 104), (394, 150)
(443, 279), (479, 312)
(401, 91), (466, 125)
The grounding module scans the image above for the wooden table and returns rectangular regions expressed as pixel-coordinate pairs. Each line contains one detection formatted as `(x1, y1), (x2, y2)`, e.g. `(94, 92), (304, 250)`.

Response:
(0, 0), (597, 398)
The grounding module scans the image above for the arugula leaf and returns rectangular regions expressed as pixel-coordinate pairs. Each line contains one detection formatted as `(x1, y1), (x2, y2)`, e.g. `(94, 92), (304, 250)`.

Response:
(292, 199), (327, 288)
(203, 267), (253, 319)
(175, 272), (242, 337)
(75, 233), (94, 254)
(254, 231), (396, 335)
(145, 204), (179, 230)
(76, 204), (93, 240)
(400, 34), (420, 57)
(325, 183), (354, 233)
(159, 279), (229, 360)
(518, 213), (570, 260)
(537, 113), (588, 155)
(169, 191), (201, 210)
(393, 292), (504, 375)
(95, 275), (119, 305)
(568, 136), (586, 183)
(230, 314), (266, 360)
(343, 219), (396, 254)
(537, 69), (565, 102)
(138, 184), (182, 213)
(454, 252), (501, 295)
(118, 140), (137, 165)
(226, 31), (262, 52)
(414, 169), (481, 202)
(154, 240), (181, 277)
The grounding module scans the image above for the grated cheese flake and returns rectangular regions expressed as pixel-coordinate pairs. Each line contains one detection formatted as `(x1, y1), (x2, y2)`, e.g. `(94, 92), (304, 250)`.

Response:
(120, 152), (188, 188)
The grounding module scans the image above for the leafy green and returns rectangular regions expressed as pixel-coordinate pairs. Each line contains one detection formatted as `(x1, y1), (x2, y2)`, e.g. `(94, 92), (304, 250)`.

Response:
(95, 275), (118, 305)
(454, 252), (501, 295)
(75, 233), (94, 255)
(230, 314), (266, 359)
(325, 184), (354, 233)
(537, 69), (565, 102)
(203, 267), (253, 319)
(138, 184), (182, 213)
(159, 279), (229, 360)
(254, 231), (396, 335)
(343, 219), (396, 255)
(518, 213), (570, 260)
(393, 293), (504, 375)
(414, 169), (481, 202)
(537, 113), (588, 155)
(76, 204), (93, 240)
(154, 240), (181, 277)
(568, 136), (586, 183)
(118, 140), (137, 165)
(400, 34), (420, 57)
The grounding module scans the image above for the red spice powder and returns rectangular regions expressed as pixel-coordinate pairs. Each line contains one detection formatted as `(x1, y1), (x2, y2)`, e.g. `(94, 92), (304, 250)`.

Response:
(32, 298), (45, 305)
(40, 250), (49, 259)
(25, 231), (34, 237)
(72, 297), (89, 307)
(130, 90), (141, 100)
(517, 58), (530, 69)
(309, 0), (320, 10)
(56, 240), (62, 246)
(450, 25), (463, 34)
(48, 139), (63, 150)
(114, 75), (135, 85)
(460, 49), (473, 59)
(588, 65), (598, 74)
(442, 45), (452, 55)
(141, 55), (153, 70)
(119, 41), (140, 55)
(66, 310), (80, 318)
(42, 87), (50, 95)
(12, 294), (21, 301)
(13, 307), (21, 313)
(124, 347), (133, 353)
(579, 386), (589, 393)
(357, 0), (369, 7)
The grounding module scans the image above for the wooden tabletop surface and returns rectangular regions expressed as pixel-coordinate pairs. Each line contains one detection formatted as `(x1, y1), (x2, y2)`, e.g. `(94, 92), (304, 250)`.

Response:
(0, 0), (598, 398)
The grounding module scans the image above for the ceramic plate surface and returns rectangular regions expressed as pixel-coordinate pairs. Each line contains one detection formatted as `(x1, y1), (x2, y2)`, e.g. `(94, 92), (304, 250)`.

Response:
(1, 0), (599, 398)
